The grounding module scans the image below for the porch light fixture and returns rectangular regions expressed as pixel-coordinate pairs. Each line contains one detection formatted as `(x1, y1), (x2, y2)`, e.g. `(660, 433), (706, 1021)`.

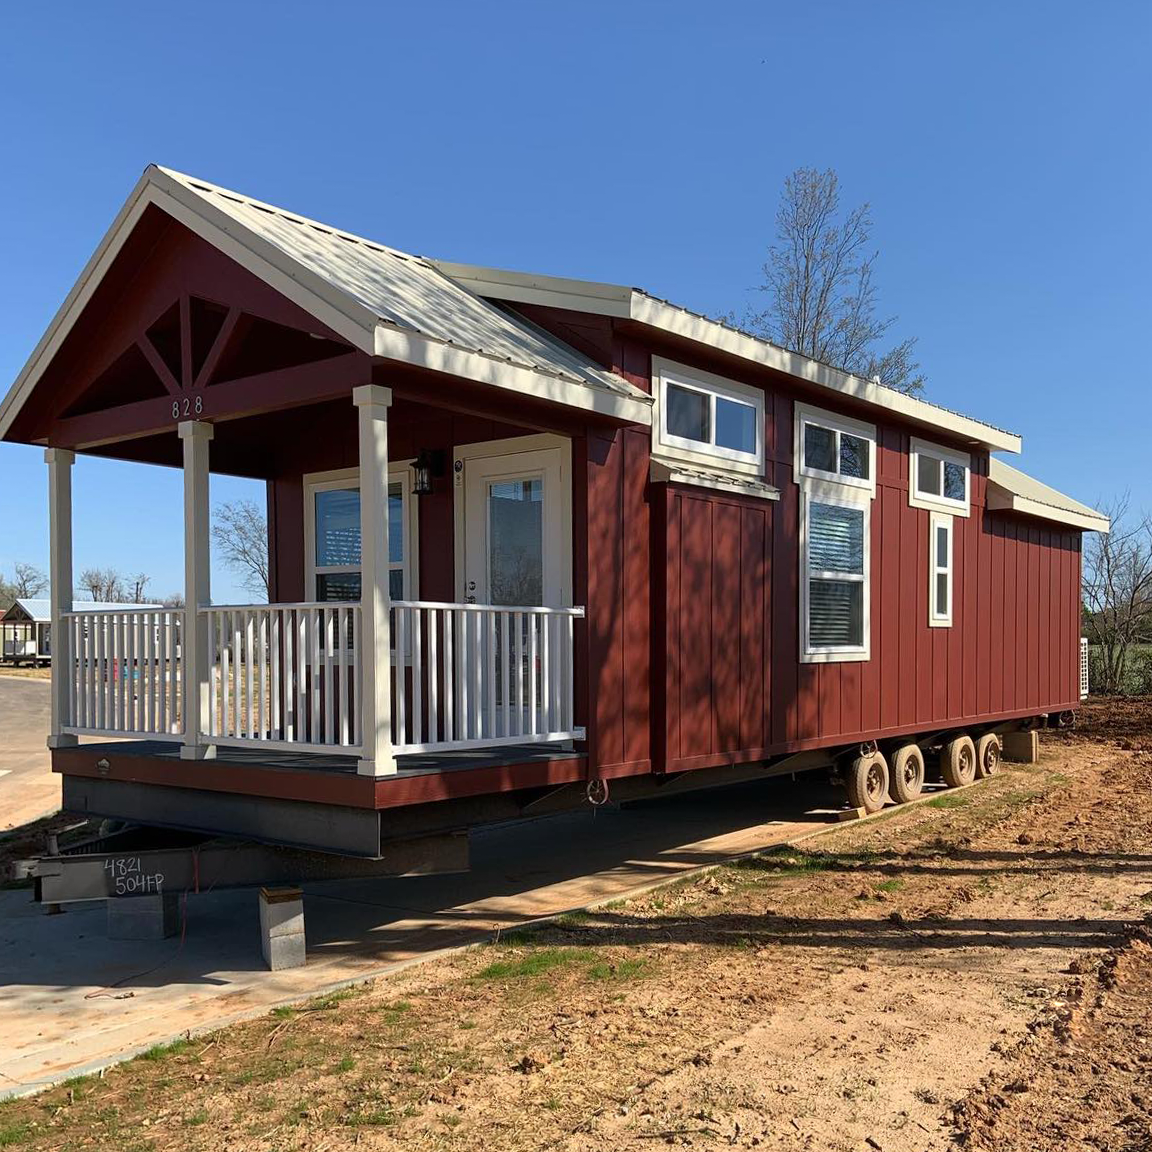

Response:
(412, 449), (445, 497)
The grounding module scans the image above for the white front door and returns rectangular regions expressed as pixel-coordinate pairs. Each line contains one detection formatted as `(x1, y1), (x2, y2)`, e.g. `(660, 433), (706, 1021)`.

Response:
(458, 443), (569, 607)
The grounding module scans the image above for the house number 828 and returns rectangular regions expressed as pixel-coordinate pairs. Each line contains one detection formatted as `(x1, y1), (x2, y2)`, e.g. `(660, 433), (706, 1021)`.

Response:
(172, 396), (204, 419)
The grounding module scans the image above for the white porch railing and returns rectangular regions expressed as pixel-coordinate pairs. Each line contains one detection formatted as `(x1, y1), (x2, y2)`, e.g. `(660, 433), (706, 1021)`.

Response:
(203, 604), (362, 754)
(59, 600), (584, 760)
(62, 608), (183, 739)
(1080, 636), (1089, 700)
(391, 601), (585, 754)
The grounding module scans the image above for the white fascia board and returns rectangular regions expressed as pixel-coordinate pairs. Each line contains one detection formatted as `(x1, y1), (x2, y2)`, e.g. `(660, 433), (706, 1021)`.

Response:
(428, 261), (634, 318)
(408, 263), (1023, 454)
(986, 486), (1110, 533)
(0, 167), (379, 442)
(987, 458), (1110, 532)
(628, 294), (1022, 455)
(373, 324), (653, 426)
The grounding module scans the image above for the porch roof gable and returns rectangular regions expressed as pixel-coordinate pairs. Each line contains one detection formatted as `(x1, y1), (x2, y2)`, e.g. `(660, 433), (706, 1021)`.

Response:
(0, 167), (653, 442)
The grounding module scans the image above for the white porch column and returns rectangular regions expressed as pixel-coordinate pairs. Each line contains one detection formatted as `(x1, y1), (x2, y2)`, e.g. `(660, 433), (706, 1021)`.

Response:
(45, 448), (77, 749)
(179, 421), (215, 760)
(353, 384), (396, 776)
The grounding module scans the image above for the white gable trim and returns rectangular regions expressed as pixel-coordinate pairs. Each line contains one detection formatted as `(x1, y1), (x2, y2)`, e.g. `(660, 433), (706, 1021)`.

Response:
(0, 169), (651, 442)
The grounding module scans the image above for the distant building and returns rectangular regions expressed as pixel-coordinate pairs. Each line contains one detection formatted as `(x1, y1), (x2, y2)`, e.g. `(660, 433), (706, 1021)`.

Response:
(1, 599), (159, 665)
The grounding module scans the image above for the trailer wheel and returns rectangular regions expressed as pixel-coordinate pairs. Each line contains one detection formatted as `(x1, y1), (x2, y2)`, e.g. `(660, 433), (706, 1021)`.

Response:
(975, 733), (1002, 779)
(846, 752), (889, 814)
(940, 735), (977, 788)
(889, 744), (925, 804)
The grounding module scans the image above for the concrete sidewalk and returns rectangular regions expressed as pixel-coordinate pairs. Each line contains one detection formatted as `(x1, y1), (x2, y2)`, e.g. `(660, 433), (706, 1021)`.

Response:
(0, 775), (841, 1097)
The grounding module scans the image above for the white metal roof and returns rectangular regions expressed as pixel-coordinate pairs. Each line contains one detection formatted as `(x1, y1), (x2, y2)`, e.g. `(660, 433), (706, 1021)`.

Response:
(0, 167), (653, 440)
(2, 599), (163, 622)
(430, 260), (1024, 454)
(987, 459), (1109, 532)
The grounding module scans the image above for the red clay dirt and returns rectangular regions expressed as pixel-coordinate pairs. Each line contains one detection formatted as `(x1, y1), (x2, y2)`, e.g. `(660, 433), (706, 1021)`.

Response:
(2, 697), (1151, 1151)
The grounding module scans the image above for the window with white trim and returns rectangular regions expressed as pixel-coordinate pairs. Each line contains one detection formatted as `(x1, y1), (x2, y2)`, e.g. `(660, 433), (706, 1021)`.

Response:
(909, 438), (970, 515)
(304, 467), (416, 605)
(802, 493), (870, 660)
(794, 403), (876, 494)
(653, 359), (764, 474)
(929, 512), (953, 627)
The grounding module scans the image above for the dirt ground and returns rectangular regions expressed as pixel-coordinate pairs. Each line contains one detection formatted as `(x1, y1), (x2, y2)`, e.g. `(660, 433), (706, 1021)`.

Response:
(2, 698), (1151, 1151)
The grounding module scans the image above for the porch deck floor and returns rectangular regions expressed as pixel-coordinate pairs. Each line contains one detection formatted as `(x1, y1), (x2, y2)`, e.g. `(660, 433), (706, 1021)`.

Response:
(73, 739), (583, 779)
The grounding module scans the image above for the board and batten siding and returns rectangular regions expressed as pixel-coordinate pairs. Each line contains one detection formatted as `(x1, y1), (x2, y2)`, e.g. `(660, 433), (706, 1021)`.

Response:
(655, 389), (1083, 774)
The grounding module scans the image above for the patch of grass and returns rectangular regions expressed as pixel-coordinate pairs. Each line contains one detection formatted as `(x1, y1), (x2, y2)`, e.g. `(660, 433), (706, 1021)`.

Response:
(927, 793), (972, 809)
(588, 957), (650, 981)
(0, 1121), (30, 1148)
(553, 910), (593, 927)
(476, 947), (592, 981)
(140, 1037), (190, 1062)
(347, 1105), (396, 1128)
(335, 1055), (356, 1073)
(270, 1005), (295, 1020)
(186, 1109), (208, 1126)
(737, 848), (877, 876)
(875, 878), (905, 893)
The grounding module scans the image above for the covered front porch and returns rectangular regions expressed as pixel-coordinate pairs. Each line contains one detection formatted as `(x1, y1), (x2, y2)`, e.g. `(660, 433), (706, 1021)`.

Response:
(5, 167), (652, 797)
(46, 394), (585, 777)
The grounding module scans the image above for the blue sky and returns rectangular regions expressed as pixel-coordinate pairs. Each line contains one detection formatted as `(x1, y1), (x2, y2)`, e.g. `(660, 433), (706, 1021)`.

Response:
(1, 1), (1147, 602)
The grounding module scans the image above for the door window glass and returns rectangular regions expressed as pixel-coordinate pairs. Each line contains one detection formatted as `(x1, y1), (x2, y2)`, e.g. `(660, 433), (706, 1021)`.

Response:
(488, 478), (543, 606)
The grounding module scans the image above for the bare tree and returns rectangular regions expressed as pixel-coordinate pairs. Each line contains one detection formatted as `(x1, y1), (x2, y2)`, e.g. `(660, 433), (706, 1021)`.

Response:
(1082, 495), (1152, 694)
(162, 592), (185, 609)
(78, 566), (123, 603)
(12, 562), (48, 599)
(212, 500), (269, 600)
(130, 572), (151, 603)
(744, 168), (925, 396)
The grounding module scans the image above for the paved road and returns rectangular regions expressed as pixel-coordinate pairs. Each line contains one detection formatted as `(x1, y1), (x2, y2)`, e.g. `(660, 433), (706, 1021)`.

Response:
(0, 771), (845, 1097)
(0, 676), (56, 831)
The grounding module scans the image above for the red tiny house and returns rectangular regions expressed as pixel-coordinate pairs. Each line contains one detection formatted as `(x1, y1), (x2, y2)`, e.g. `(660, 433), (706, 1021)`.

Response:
(1, 167), (1108, 858)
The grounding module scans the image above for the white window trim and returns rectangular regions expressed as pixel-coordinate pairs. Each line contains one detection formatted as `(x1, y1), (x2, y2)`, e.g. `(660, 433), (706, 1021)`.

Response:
(303, 462), (419, 608)
(651, 357), (764, 477)
(929, 511), (954, 628)
(800, 488), (871, 664)
(909, 437), (971, 517)
(793, 402), (877, 496)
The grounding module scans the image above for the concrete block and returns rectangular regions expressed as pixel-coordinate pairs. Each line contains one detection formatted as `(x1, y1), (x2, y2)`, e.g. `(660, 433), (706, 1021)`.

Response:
(263, 932), (307, 971)
(1002, 729), (1039, 764)
(260, 887), (305, 971)
(107, 892), (179, 940)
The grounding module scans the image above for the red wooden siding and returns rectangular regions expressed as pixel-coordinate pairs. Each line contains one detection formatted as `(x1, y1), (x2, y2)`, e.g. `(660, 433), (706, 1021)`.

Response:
(654, 383), (1083, 774)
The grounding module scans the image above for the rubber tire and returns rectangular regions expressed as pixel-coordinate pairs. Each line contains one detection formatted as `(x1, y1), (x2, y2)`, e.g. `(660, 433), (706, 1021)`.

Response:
(889, 744), (926, 804)
(940, 735), (977, 789)
(975, 733), (1002, 779)
(846, 752), (890, 814)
